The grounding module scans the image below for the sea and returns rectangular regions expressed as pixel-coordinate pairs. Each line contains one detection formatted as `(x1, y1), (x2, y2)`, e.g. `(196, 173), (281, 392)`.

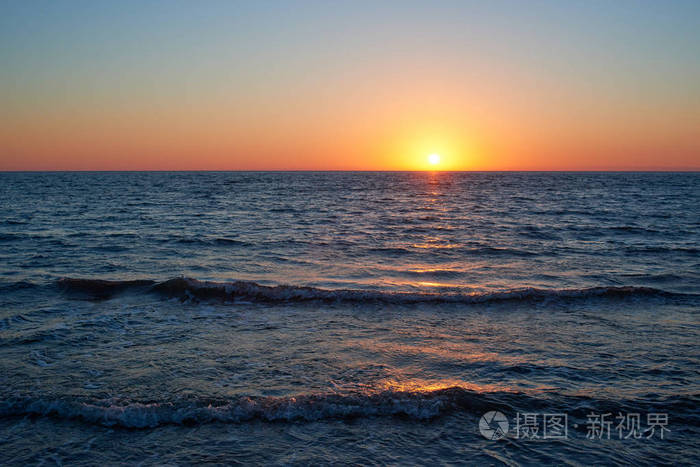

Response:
(0, 171), (698, 465)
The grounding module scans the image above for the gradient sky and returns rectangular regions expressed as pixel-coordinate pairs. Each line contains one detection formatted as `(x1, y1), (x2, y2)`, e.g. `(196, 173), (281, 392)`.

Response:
(1, 0), (699, 170)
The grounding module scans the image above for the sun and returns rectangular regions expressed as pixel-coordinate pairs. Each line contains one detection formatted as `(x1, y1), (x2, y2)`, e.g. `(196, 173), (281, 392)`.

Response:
(427, 153), (441, 165)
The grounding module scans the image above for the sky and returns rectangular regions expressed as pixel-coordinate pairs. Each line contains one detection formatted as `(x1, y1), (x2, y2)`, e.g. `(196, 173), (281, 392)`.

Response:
(1, 0), (699, 171)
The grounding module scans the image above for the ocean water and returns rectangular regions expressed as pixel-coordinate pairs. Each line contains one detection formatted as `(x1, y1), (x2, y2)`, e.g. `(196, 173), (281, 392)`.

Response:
(0, 171), (698, 465)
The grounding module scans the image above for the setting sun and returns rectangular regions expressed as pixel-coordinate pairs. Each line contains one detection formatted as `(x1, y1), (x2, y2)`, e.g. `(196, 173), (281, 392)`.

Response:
(428, 153), (441, 165)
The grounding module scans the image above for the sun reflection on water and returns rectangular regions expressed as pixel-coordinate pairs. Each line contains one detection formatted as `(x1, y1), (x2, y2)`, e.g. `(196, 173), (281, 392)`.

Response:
(379, 378), (513, 394)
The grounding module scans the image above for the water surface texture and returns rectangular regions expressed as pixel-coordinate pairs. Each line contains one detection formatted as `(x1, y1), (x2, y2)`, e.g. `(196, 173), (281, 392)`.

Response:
(1, 172), (698, 465)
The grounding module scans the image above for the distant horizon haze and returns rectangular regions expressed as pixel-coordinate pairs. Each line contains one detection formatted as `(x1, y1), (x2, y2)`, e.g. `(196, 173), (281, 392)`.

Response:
(1, 168), (700, 173)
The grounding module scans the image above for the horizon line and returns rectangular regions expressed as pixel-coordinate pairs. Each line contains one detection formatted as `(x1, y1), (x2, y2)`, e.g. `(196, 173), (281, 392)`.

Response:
(1, 169), (699, 173)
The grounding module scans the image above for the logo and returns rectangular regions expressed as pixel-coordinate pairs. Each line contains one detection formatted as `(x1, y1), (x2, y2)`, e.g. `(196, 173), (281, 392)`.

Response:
(480, 411), (509, 440)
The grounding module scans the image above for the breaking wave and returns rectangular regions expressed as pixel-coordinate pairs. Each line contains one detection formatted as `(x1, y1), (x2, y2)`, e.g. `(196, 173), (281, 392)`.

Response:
(55, 277), (690, 304)
(2, 388), (696, 429)
(0, 388), (489, 428)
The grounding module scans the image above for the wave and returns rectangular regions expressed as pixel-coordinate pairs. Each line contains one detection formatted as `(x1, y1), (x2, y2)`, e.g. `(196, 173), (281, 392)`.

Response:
(54, 277), (692, 304)
(2, 388), (696, 429)
(0, 389), (466, 428)
(0, 280), (38, 292)
(168, 236), (251, 247)
(57, 278), (155, 299)
(624, 245), (700, 255)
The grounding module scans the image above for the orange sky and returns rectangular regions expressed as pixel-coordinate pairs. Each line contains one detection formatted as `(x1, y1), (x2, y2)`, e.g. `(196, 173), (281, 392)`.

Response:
(1, 2), (698, 171)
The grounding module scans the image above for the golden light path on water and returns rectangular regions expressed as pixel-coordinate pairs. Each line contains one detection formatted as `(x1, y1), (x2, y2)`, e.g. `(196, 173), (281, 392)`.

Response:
(380, 379), (513, 394)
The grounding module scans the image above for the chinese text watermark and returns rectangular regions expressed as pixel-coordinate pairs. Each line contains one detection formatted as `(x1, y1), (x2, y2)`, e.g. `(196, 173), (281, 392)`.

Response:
(479, 411), (670, 441)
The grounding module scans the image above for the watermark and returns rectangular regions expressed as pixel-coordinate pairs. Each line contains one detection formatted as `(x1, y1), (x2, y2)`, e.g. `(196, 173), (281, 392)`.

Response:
(478, 411), (670, 440)
(479, 411), (509, 440)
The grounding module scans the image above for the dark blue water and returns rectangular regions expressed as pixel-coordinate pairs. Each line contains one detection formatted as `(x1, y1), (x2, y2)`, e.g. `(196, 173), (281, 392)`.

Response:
(1, 172), (698, 465)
